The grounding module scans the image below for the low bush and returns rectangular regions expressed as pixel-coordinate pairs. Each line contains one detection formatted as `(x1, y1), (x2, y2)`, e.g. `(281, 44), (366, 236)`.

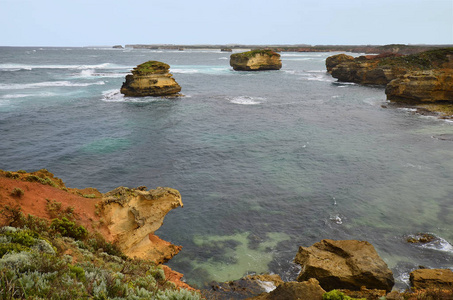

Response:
(10, 188), (24, 198)
(50, 217), (88, 240)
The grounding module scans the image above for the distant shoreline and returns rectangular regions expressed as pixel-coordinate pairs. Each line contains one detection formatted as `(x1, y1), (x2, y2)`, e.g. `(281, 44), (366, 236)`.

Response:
(1, 44), (452, 55)
(124, 44), (453, 55)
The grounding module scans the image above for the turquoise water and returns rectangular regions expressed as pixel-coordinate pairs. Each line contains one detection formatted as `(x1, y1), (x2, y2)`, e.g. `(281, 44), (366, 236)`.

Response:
(0, 47), (452, 288)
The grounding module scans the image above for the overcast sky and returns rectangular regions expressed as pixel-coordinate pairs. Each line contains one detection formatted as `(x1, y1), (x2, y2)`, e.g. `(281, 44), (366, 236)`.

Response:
(1, 0), (452, 46)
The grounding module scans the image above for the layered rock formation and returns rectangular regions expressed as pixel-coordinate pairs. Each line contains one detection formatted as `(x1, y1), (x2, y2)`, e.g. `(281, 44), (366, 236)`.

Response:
(101, 186), (183, 264)
(328, 49), (453, 86)
(230, 50), (282, 71)
(410, 269), (453, 290)
(385, 70), (453, 102)
(294, 239), (394, 292)
(327, 49), (453, 115)
(328, 53), (407, 85)
(120, 61), (181, 97)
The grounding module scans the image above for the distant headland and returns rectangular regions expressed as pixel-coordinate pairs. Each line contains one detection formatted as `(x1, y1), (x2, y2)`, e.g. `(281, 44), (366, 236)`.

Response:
(120, 44), (452, 55)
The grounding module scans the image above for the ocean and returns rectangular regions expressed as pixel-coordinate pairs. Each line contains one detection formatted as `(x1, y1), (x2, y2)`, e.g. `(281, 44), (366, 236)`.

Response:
(0, 47), (452, 288)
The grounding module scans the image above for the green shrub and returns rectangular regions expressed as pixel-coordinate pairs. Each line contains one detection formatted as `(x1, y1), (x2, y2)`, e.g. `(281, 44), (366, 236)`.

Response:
(0, 205), (23, 227)
(10, 188), (24, 198)
(0, 243), (29, 258)
(323, 290), (366, 300)
(5, 171), (19, 179)
(50, 217), (88, 240)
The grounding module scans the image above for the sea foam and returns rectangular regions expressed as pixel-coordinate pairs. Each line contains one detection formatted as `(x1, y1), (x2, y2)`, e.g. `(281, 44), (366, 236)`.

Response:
(0, 81), (105, 90)
(229, 96), (264, 105)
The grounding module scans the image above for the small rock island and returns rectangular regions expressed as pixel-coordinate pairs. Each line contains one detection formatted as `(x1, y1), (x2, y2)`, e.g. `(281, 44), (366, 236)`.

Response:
(120, 61), (181, 97)
(230, 49), (282, 71)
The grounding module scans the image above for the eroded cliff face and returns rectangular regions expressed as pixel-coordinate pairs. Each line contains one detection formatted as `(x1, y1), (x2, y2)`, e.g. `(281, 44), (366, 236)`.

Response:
(120, 61), (181, 97)
(386, 70), (453, 102)
(100, 186), (183, 264)
(230, 50), (282, 71)
(328, 54), (408, 85)
(327, 49), (453, 110)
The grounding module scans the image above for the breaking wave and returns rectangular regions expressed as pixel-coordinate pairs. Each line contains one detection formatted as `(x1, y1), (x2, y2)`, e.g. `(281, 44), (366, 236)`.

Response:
(228, 96), (265, 105)
(0, 81), (105, 90)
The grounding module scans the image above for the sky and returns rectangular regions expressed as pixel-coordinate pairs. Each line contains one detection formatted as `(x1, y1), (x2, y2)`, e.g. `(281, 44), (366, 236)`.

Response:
(1, 0), (452, 47)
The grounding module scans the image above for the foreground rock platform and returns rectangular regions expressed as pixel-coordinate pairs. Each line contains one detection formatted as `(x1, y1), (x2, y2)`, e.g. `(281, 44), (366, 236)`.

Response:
(295, 239), (394, 292)
(230, 50), (282, 71)
(410, 269), (453, 290)
(120, 60), (181, 97)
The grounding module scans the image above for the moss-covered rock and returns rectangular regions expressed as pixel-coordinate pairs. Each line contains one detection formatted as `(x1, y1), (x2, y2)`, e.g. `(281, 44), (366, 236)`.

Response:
(230, 49), (282, 71)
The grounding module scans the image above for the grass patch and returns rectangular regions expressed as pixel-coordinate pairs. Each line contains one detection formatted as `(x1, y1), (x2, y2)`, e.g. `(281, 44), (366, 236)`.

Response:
(132, 61), (170, 75)
(378, 47), (453, 70)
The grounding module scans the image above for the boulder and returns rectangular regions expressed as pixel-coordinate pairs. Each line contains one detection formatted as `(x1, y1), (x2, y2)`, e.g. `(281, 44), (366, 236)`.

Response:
(206, 274), (284, 299)
(410, 269), (453, 289)
(294, 239), (394, 292)
(100, 186), (183, 263)
(250, 278), (326, 300)
(120, 61), (181, 97)
(230, 50), (282, 71)
(385, 70), (453, 102)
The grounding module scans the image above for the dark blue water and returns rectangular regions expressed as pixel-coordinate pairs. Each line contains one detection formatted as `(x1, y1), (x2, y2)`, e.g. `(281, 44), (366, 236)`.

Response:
(1, 47), (452, 288)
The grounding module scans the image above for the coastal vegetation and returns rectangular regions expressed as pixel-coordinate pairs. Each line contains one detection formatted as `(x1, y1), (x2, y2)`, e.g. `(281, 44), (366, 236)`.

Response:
(0, 205), (201, 299)
(131, 61), (170, 75)
(378, 48), (453, 70)
(231, 49), (279, 59)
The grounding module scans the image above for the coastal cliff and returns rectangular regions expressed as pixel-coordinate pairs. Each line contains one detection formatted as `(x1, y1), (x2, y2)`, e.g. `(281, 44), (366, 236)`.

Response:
(230, 50), (282, 71)
(101, 186), (183, 263)
(120, 61), (181, 97)
(0, 169), (198, 298)
(328, 48), (453, 86)
(327, 48), (453, 117)
(385, 69), (453, 102)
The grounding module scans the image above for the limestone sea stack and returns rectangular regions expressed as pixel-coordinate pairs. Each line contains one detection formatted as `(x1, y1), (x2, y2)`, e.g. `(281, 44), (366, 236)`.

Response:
(230, 49), (282, 71)
(120, 61), (181, 97)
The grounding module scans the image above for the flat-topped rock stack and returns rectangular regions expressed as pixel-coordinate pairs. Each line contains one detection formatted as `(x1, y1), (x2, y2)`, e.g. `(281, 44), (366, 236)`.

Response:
(230, 49), (282, 71)
(120, 60), (181, 97)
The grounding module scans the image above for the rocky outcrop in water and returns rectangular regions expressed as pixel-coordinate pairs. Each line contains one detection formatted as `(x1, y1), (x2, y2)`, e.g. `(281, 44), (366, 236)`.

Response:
(328, 53), (407, 85)
(230, 50), (282, 71)
(327, 49), (453, 116)
(120, 61), (181, 97)
(410, 269), (453, 290)
(250, 278), (326, 300)
(101, 186), (183, 264)
(325, 54), (354, 74)
(294, 239), (394, 292)
(328, 49), (453, 86)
